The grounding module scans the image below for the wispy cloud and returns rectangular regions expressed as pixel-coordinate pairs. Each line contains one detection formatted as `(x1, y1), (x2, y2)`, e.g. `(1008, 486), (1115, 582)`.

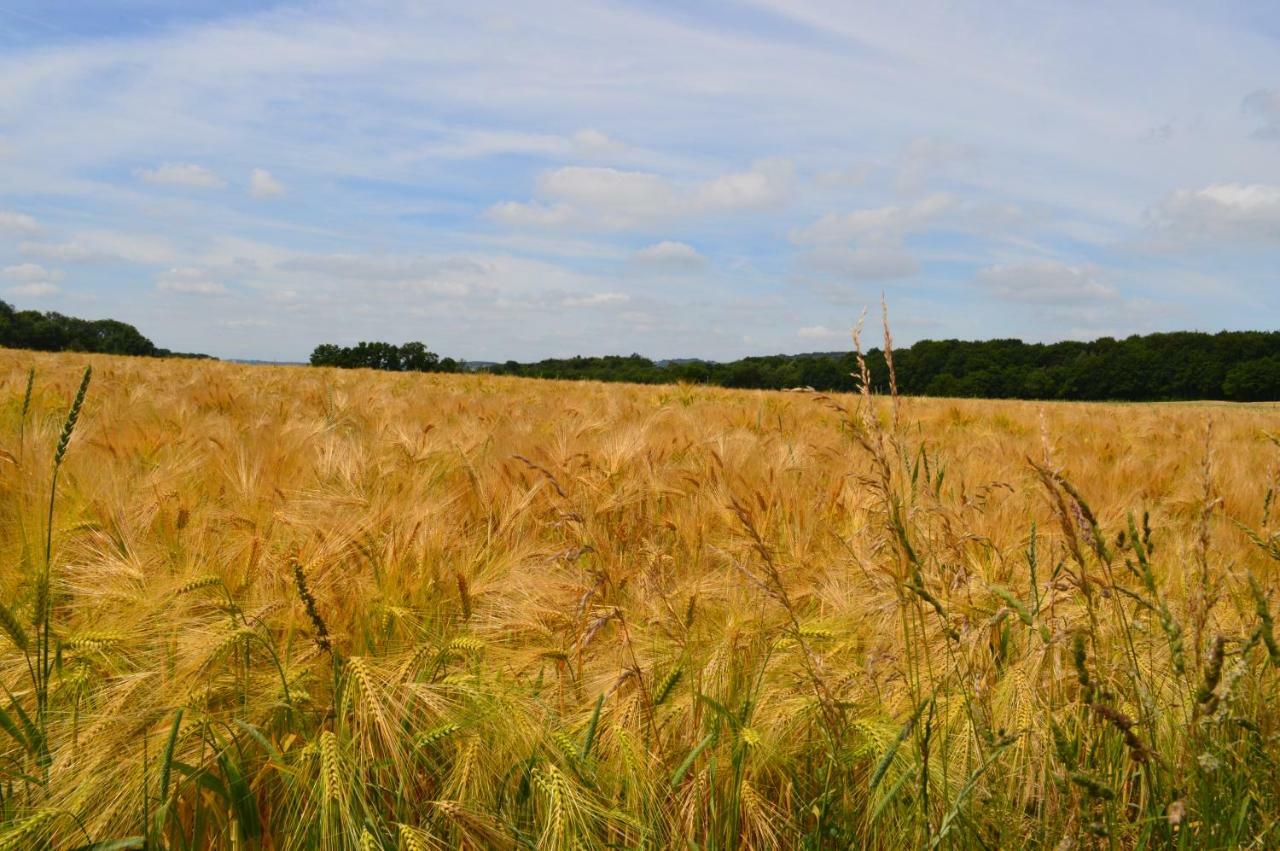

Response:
(156, 267), (228, 295)
(0, 211), (40, 234)
(0, 0), (1276, 359)
(135, 163), (226, 189)
(490, 160), (792, 231)
(1148, 184), (1280, 244)
(975, 261), (1117, 304)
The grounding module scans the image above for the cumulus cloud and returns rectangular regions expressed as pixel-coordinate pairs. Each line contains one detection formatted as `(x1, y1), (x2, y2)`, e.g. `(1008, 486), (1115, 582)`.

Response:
(489, 160), (792, 231)
(135, 163), (225, 189)
(156, 267), (228, 295)
(249, 168), (285, 198)
(3, 263), (62, 297)
(0, 211), (39, 234)
(975, 260), (1117, 303)
(792, 194), (1024, 284)
(1148, 183), (1280, 243)
(631, 240), (704, 269)
(696, 159), (793, 211)
(789, 197), (958, 284)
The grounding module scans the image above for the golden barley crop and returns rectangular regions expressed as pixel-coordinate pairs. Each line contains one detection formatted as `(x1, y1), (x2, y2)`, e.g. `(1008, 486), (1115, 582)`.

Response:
(1, 344), (1279, 848)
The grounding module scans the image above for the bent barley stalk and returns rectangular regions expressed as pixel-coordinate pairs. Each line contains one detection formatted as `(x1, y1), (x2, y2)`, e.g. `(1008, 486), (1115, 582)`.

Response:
(0, 344), (1279, 848)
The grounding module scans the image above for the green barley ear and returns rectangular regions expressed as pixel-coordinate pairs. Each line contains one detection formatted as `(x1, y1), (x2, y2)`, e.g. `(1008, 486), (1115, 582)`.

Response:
(1196, 635), (1226, 708)
(1248, 575), (1280, 667)
(54, 366), (92, 469)
(291, 554), (331, 654)
(1072, 632), (1094, 704)
(653, 666), (683, 707)
(1070, 771), (1116, 800)
(19, 367), (34, 437)
(0, 599), (28, 652)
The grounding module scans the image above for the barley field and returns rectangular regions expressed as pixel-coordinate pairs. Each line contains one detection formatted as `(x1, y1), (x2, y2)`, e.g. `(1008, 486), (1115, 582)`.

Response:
(1, 347), (1279, 849)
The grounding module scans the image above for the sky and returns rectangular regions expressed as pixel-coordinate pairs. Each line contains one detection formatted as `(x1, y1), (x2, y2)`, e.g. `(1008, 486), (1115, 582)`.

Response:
(1, 0), (1279, 362)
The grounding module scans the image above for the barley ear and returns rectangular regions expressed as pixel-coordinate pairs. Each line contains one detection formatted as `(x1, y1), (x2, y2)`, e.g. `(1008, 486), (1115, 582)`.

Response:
(0, 600), (27, 652)
(292, 554), (331, 654)
(54, 366), (92, 469)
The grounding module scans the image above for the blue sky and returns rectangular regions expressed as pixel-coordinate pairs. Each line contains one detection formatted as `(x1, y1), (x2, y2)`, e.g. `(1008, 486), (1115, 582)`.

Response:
(1, 0), (1279, 361)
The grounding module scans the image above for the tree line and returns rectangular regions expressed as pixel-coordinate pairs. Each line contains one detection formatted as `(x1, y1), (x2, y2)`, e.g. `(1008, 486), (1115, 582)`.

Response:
(0, 300), (206, 359)
(309, 341), (460, 373)
(479, 330), (1280, 402)
(8, 302), (1279, 401)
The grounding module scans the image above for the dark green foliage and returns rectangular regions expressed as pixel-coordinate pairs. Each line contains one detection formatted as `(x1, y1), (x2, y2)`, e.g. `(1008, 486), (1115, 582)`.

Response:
(0, 299), (206, 359)
(309, 340), (459, 374)
(485, 330), (1280, 401)
(1223, 355), (1280, 402)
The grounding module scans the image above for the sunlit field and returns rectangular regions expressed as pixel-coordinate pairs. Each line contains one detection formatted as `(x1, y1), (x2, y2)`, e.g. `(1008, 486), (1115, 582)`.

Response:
(2, 347), (1279, 849)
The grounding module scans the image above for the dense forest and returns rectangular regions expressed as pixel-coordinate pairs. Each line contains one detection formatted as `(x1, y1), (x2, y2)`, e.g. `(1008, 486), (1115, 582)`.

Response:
(0, 300), (205, 358)
(479, 331), (1280, 402)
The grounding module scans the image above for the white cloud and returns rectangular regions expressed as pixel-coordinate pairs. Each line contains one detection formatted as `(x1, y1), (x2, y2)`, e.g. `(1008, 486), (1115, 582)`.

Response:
(158, 279), (228, 295)
(975, 260), (1117, 303)
(3, 262), (62, 298)
(487, 200), (577, 228)
(572, 128), (624, 155)
(801, 243), (919, 281)
(561, 292), (630, 307)
(2, 263), (63, 283)
(6, 282), (60, 298)
(135, 162), (225, 189)
(0, 211), (39, 234)
(21, 231), (177, 264)
(1148, 183), (1280, 243)
(249, 168), (285, 198)
(395, 126), (659, 167)
(2, 0), (1278, 357)
(791, 195), (957, 244)
(156, 267), (229, 295)
(632, 240), (704, 269)
(797, 325), (843, 340)
(19, 241), (101, 263)
(490, 160), (793, 231)
(695, 158), (792, 211)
